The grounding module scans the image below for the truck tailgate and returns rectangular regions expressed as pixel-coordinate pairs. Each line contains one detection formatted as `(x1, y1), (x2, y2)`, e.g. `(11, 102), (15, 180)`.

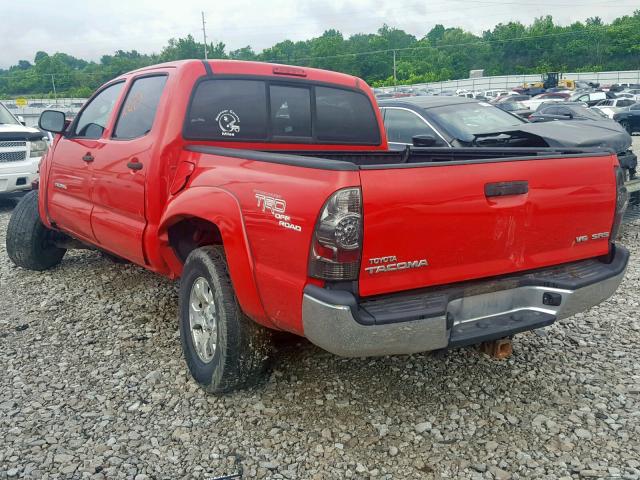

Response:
(358, 154), (618, 297)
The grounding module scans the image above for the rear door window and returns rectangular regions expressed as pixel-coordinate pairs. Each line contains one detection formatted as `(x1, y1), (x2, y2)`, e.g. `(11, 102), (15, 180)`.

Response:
(113, 75), (167, 139)
(186, 79), (268, 141)
(383, 108), (442, 144)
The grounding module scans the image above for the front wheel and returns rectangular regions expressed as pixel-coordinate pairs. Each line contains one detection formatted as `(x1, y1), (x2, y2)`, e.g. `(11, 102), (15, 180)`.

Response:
(179, 246), (273, 393)
(6, 191), (66, 271)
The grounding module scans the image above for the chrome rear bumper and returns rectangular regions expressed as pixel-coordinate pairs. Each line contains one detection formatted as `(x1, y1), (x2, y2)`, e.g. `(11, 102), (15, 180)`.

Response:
(302, 246), (629, 357)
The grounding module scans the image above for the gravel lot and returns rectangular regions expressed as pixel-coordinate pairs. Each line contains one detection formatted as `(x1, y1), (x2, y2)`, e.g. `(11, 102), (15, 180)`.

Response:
(1, 201), (639, 480)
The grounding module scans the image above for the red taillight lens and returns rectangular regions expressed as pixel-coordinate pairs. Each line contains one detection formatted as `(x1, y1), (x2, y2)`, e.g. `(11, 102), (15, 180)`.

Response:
(309, 188), (362, 280)
(611, 165), (628, 240)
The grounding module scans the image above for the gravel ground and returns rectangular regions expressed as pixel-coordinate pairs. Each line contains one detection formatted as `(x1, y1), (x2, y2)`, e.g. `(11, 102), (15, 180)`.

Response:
(0, 202), (639, 480)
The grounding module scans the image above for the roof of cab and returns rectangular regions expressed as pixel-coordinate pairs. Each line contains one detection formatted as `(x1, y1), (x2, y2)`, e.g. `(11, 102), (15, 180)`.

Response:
(124, 59), (364, 90)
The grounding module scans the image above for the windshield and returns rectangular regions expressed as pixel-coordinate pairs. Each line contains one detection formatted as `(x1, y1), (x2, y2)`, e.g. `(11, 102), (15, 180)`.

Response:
(569, 106), (609, 120)
(430, 102), (525, 139)
(0, 102), (20, 125)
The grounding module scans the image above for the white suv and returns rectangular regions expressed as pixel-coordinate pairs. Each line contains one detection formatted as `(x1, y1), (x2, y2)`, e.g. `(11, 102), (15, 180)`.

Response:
(0, 102), (47, 198)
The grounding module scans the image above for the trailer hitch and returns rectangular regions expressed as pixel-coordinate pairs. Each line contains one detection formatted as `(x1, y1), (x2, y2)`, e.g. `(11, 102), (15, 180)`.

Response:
(478, 337), (513, 359)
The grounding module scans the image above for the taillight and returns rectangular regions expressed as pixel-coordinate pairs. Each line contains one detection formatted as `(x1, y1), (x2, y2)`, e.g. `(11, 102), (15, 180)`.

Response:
(309, 187), (362, 280)
(611, 165), (628, 240)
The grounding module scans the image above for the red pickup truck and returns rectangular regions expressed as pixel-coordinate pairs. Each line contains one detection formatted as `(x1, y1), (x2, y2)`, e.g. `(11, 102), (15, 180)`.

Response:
(7, 60), (629, 393)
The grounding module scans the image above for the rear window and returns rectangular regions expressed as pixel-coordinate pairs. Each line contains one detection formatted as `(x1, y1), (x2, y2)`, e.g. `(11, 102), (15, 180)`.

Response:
(184, 79), (380, 145)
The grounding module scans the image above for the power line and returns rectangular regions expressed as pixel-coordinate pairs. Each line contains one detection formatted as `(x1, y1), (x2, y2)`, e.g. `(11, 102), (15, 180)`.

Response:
(0, 22), (636, 83)
(266, 25), (630, 63)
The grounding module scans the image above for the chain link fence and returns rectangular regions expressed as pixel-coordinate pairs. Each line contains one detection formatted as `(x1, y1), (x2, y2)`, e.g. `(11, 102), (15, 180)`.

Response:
(395, 70), (640, 93)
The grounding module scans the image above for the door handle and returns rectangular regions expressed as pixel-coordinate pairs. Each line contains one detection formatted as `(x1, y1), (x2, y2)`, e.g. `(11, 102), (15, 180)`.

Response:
(127, 160), (143, 171)
(485, 181), (528, 197)
(82, 153), (94, 162)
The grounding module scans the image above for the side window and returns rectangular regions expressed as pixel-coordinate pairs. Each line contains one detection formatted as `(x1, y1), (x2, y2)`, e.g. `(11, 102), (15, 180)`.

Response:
(619, 100), (634, 107)
(269, 85), (311, 138)
(578, 95), (589, 102)
(383, 108), (441, 144)
(113, 76), (167, 139)
(543, 106), (560, 115)
(315, 86), (380, 144)
(74, 82), (125, 139)
(631, 104), (640, 111)
(186, 79), (268, 140)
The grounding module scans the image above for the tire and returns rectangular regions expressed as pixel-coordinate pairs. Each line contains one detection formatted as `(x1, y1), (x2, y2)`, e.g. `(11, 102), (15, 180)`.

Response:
(6, 191), (66, 271)
(179, 246), (273, 393)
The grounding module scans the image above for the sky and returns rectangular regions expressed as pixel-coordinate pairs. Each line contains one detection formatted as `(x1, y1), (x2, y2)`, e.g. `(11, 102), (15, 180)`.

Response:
(1, 0), (638, 68)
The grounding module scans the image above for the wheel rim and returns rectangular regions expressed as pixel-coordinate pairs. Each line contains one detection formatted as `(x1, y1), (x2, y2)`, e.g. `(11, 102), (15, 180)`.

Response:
(189, 277), (218, 363)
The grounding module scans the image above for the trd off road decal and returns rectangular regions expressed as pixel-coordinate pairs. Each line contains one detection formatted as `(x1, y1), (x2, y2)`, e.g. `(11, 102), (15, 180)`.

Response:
(255, 191), (302, 232)
(216, 110), (240, 136)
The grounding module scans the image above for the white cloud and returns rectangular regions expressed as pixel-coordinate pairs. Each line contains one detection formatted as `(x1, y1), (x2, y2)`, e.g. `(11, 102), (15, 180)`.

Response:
(1, 0), (637, 67)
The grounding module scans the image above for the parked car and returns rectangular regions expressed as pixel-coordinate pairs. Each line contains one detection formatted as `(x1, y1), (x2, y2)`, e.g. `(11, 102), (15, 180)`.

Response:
(0, 102), (48, 199)
(569, 91), (614, 106)
(495, 100), (533, 119)
(613, 103), (640, 134)
(378, 96), (637, 177)
(6, 60), (630, 393)
(530, 102), (616, 123)
(592, 98), (637, 118)
(483, 89), (508, 99)
(523, 92), (571, 111)
(493, 94), (531, 104)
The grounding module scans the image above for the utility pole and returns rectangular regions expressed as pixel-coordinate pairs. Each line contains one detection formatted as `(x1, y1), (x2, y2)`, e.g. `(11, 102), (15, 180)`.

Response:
(392, 50), (397, 83)
(51, 74), (57, 101)
(201, 12), (208, 60)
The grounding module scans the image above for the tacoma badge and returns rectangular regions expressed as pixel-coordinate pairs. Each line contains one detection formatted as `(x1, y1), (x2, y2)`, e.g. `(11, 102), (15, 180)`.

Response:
(365, 256), (428, 274)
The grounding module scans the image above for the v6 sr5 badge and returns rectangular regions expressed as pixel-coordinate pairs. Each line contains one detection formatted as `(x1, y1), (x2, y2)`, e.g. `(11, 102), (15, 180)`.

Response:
(255, 191), (302, 232)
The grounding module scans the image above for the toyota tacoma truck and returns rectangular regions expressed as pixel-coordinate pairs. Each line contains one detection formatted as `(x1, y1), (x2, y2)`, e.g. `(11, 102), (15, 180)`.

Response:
(6, 60), (630, 393)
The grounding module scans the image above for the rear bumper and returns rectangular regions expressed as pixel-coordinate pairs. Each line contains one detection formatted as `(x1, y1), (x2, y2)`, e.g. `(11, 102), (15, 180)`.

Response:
(302, 245), (629, 357)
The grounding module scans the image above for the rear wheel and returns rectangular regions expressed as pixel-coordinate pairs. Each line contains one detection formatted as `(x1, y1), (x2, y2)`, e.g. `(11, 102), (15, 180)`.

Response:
(179, 246), (273, 393)
(6, 191), (66, 271)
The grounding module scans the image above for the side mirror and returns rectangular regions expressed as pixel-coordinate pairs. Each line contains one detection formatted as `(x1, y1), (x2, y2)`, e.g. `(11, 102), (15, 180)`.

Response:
(39, 110), (66, 134)
(17, 115), (26, 126)
(412, 134), (437, 147)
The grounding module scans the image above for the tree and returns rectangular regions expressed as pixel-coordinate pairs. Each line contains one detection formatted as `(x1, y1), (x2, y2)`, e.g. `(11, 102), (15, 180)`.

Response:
(1, 14), (639, 96)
